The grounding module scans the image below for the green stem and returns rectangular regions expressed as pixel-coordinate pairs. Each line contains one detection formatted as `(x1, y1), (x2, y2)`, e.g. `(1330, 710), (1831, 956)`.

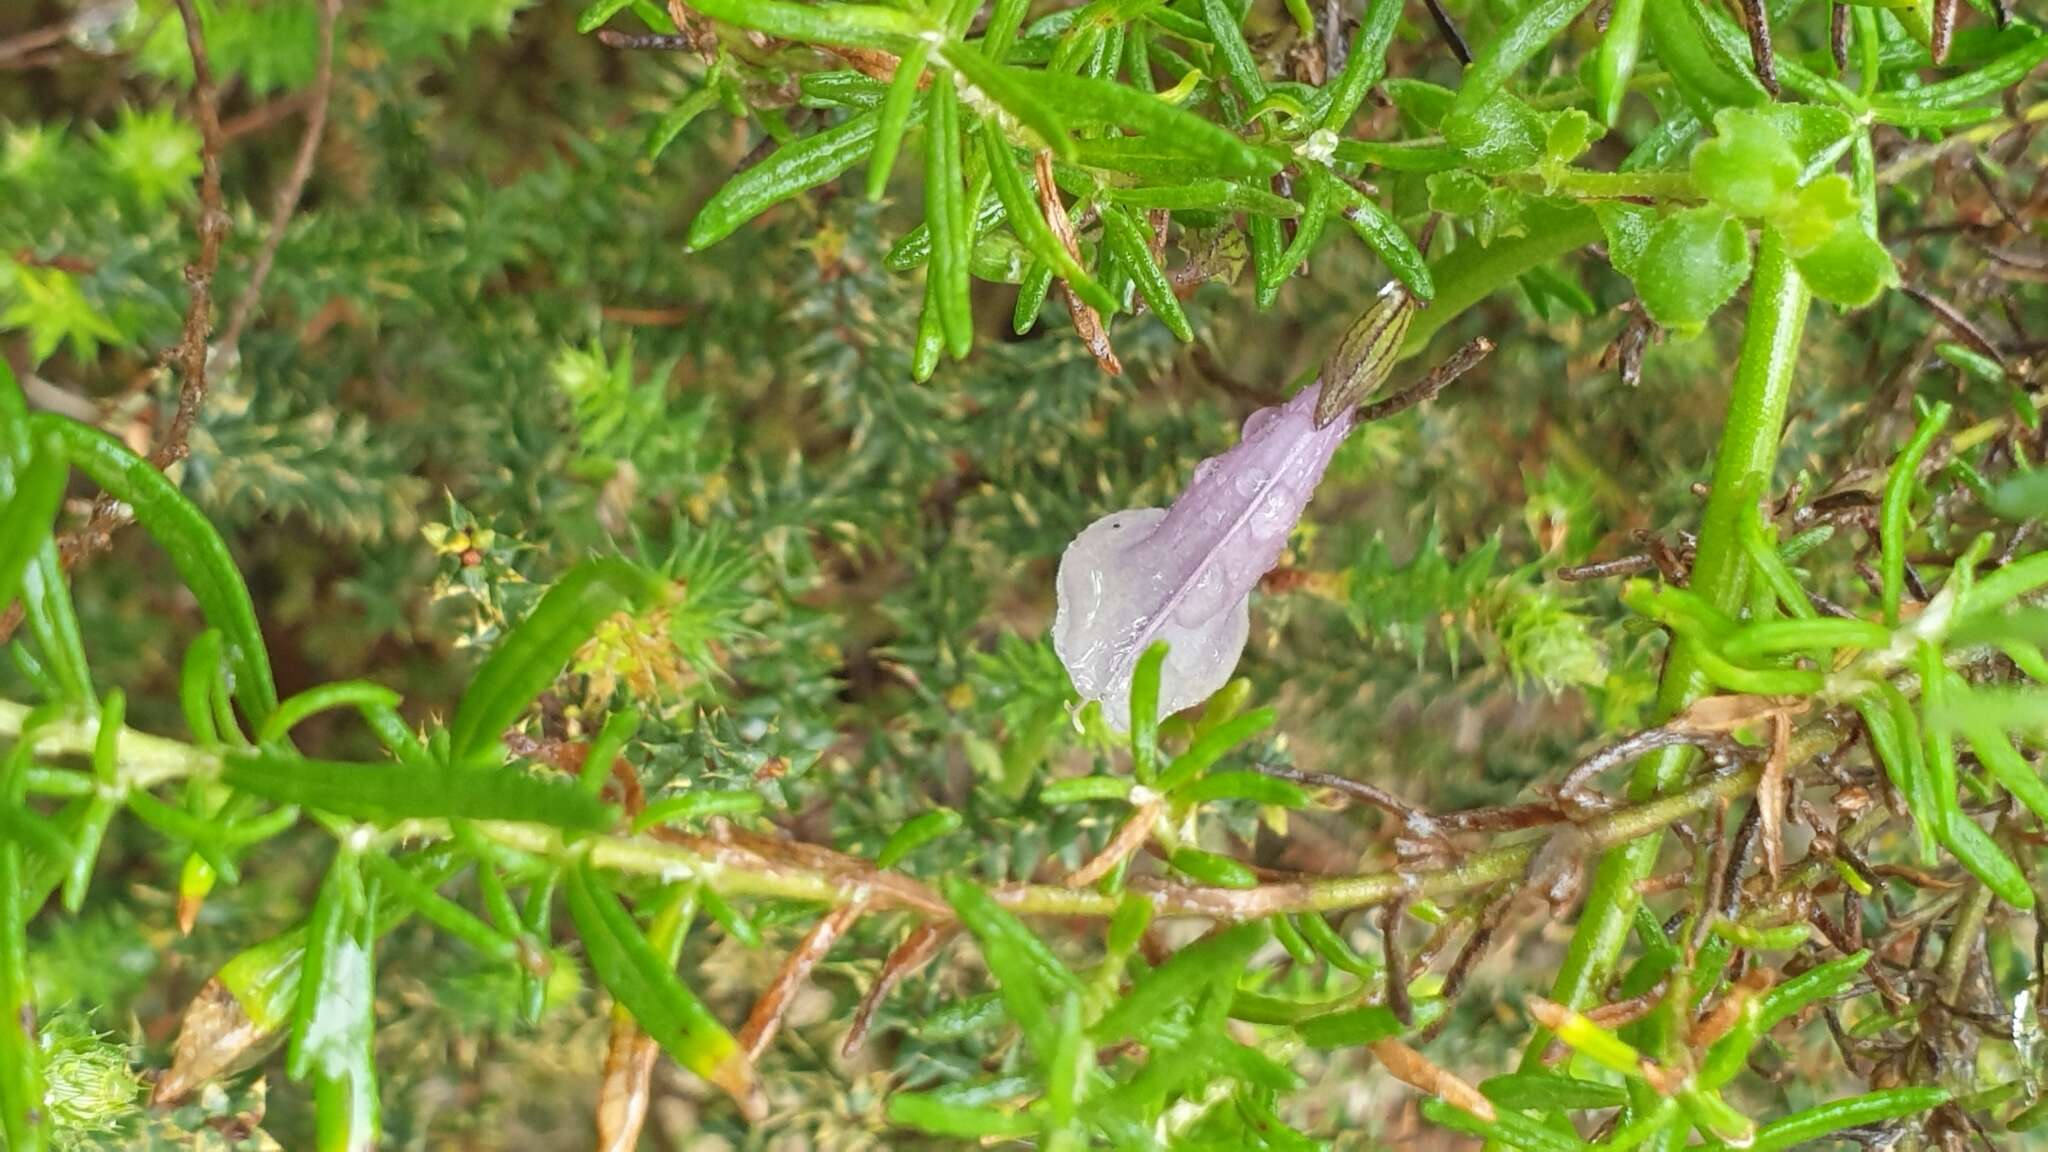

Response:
(1399, 201), (1604, 361)
(1, 694), (1796, 924)
(1530, 232), (1810, 1058)
(1540, 169), (1699, 202)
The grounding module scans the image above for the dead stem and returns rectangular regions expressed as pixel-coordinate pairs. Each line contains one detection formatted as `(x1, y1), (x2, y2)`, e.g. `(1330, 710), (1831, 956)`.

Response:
(1066, 799), (1163, 888)
(738, 902), (864, 1060)
(1036, 150), (1121, 375)
(1353, 337), (1495, 425)
(219, 0), (343, 353)
(1368, 1037), (1493, 1121)
(843, 923), (951, 1058)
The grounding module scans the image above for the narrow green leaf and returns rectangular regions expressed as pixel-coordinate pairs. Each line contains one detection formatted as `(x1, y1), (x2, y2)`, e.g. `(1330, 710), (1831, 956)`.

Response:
(565, 863), (756, 1107)
(362, 853), (519, 965)
(1099, 205), (1191, 341)
(1155, 706), (1276, 792)
(1450, 0), (1595, 120)
(1753, 1086), (1948, 1152)
(1594, 0), (1646, 125)
(634, 789), (765, 831)
(1328, 179), (1434, 301)
(0, 432), (65, 622)
(222, 752), (615, 830)
(1300, 1002), (1438, 1048)
(259, 681), (405, 748)
(1320, 0), (1403, 131)
(886, 1093), (1036, 1139)
(1018, 70), (1280, 180)
(1199, 0), (1267, 103)
(941, 874), (1079, 1056)
(942, 45), (1075, 161)
(866, 41), (932, 201)
(448, 558), (663, 764)
(876, 807), (965, 868)
(689, 110), (889, 250)
(1174, 769), (1312, 808)
(1168, 846), (1259, 887)
(1128, 640), (1168, 777)
(1480, 1072), (1628, 1111)
(1871, 36), (2048, 110)
(288, 853), (363, 1081)
(36, 414), (276, 727)
(1091, 921), (1267, 1042)
(980, 120), (1118, 315)
(1881, 402), (1950, 624)
(681, 0), (925, 51)
(924, 71), (974, 361)
(0, 826), (46, 1152)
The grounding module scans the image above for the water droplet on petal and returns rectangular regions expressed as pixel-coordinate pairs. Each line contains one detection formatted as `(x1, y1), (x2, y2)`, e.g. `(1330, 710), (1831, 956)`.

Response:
(1175, 567), (1229, 626)
(1233, 467), (1267, 498)
(1251, 492), (1293, 539)
(1243, 408), (1279, 440)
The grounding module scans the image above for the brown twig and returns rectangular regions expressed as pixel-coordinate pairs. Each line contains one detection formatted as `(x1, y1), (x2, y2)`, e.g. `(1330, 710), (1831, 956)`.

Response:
(0, 20), (73, 67)
(1555, 724), (1757, 805)
(16, 0), (233, 623)
(1737, 0), (1781, 96)
(1418, 0), (1472, 65)
(1353, 336), (1495, 424)
(594, 1012), (661, 1152)
(157, 0), (229, 474)
(738, 902), (863, 1060)
(221, 91), (315, 141)
(598, 29), (700, 50)
(1381, 901), (1412, 1024)
(1559, 554), (1658, 582)
(1369, 1037), (1494, 1121)
(1759, 711), (1792, 881)
(1902, 284), (2007, 370)
(1722, 799), (1764, 919)
(1036, 151), (1121, 375)
(1930, 0), (1957, 64)
(218, 0), (342, 354)
(842, 923), (951, 1058)
(1066, 798), (1162, 888)
(1250, 763), (1437, 837)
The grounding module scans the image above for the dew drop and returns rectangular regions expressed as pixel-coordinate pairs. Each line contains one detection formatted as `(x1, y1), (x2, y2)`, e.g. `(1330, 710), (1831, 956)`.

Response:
(1233, 467), (1267, 498)
(1251, 491), (1293, 539)
(1175, 567), (1229, 626)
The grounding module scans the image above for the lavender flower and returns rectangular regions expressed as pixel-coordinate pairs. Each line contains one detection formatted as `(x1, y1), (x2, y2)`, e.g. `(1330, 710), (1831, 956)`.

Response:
(1052, 384), (1355, 728)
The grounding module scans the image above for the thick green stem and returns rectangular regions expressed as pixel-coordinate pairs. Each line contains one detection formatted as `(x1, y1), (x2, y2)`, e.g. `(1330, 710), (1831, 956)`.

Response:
(1531, 233), (1810, 1053)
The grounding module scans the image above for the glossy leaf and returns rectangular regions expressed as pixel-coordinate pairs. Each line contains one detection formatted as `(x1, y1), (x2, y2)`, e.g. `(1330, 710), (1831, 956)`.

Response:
(689, 110), (890, 250)
(1691, 108), (1799, 219)
(1631, 206), (1752, 332)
